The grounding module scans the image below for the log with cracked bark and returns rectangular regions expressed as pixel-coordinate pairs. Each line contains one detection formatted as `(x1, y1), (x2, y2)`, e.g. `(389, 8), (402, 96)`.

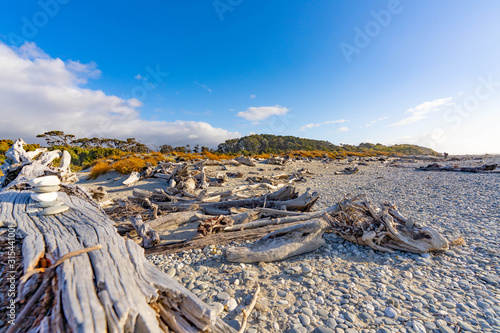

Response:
(0, 154), (236, 332)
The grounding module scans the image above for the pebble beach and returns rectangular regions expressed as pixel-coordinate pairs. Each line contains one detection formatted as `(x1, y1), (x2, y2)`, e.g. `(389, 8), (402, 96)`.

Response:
(146, 157), (500, 333)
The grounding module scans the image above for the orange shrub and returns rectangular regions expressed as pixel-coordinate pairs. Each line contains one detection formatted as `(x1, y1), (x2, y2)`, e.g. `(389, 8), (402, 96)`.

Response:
(202, 151), (221, 161)
(150, 152), (166, 162)
(253, 153), (272, 159)
(89, 161), (112, 179)
(112, 156), (146, 174)
(172, 152), (202, 161)
(143, 157), (158, 166)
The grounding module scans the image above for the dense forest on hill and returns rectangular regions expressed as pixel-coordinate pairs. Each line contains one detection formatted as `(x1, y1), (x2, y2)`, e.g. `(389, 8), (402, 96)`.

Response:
(217, 134), (440, 156)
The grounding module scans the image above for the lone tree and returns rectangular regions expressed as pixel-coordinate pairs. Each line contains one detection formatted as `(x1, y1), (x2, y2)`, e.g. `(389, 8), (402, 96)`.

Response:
(37, 131), (75, 147)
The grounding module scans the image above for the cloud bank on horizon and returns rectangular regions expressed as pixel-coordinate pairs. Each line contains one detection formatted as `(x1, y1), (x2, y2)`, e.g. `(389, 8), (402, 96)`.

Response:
(0, 42), (240, 147)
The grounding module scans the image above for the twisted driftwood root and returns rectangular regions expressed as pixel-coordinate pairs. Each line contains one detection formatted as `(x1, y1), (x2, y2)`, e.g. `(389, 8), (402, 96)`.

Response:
(326, 195), (449, 253)
(226, 219), (329, 263)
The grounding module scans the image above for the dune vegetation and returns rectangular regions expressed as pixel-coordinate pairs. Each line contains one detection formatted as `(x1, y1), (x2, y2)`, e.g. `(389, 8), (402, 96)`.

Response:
(0, 131), (441, 178)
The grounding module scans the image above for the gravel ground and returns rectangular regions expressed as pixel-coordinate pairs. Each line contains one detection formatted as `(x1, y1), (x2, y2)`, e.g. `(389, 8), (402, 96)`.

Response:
(147, 158), (500, 333)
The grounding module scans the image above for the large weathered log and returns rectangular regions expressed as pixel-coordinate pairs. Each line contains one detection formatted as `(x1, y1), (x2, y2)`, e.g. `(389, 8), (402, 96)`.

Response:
(145, 220), (310, 256)
(1, 159), (236, 332)
(226, 219), (329, 263)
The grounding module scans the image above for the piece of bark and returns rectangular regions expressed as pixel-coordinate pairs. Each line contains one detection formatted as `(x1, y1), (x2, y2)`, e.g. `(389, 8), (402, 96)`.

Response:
(195, 159), (241, 167)
(206, 183), (283, 199)
(39, 150), (62, 166)
(130, 214), (160, 248)
(256, 207), (304, 217)
(226, 219), (329, 263)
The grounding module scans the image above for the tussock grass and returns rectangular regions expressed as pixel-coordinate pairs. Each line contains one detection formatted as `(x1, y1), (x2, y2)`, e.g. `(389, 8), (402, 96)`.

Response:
(112, 156), (149, 174)
(89, 160), (112, 179)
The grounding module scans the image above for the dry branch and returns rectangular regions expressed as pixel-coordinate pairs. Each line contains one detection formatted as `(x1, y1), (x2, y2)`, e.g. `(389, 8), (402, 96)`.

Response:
(238, 283), (260, 333)
(327, 195), (449, 253)
(131, 214), (160, 248)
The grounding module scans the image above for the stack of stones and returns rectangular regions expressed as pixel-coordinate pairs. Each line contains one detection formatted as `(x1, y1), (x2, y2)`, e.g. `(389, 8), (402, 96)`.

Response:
(29, 176), (70, 215)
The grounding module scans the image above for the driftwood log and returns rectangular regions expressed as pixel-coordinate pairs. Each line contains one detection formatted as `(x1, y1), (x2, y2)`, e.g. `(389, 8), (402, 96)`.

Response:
(418, 163), (499, 173)
(221, 194), (449, 262)
(234, 156), (256, 167)
(130, 214), (160, 248)
(123, 171), (141, 186)
(153, 186), (319, 214)
(1, 139), (78, 187)
(226, 219), (329, 263)
(327, 195), (449, 253)
(1, 147), (236, 332)
(145, 219), (312, 256)
(334, 166), (359, 175)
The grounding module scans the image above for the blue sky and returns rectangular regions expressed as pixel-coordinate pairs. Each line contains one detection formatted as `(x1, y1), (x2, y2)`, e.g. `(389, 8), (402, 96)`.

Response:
(1, 0), (499, 153)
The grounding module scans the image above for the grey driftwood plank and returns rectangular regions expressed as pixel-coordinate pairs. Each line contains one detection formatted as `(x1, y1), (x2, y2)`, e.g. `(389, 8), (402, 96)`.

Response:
(0, 189), (236, 333)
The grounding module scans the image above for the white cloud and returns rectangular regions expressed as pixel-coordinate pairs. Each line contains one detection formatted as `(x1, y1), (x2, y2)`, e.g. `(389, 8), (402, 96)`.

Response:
(250, 94), (256, 99)
(366, 116), (388, 127)
(134, 74), (143, 80)
(0, 42), (239, 147)
(337, 127), (349, 132)
(237, 105), (289, 121)
(299, 119), (346, 131)
(389, 97), (453, 127)
(194, 81), (212, 93)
